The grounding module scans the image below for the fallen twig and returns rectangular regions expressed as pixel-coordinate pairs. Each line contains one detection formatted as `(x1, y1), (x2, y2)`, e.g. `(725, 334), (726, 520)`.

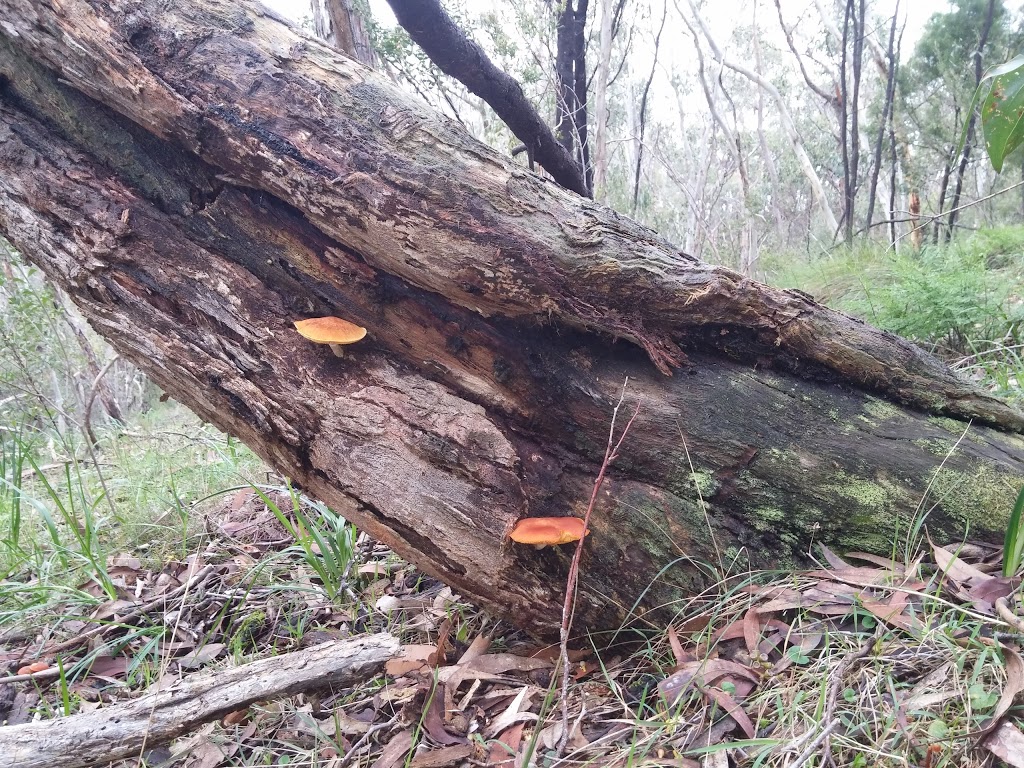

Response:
(558, 380), (640, 754)
(1, 633), (398, 768)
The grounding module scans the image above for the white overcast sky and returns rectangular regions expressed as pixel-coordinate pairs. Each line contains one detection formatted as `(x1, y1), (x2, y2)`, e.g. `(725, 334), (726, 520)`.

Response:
(260, 0), (939, 53)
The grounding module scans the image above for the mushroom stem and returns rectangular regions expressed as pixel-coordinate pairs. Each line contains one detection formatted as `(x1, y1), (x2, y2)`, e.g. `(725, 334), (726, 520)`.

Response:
(328, 343), (346, 358)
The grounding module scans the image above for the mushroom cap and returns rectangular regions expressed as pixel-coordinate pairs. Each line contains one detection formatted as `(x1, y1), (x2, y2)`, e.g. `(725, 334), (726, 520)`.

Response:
(509, 516), (588, 546)
(293, 316), (367, 345)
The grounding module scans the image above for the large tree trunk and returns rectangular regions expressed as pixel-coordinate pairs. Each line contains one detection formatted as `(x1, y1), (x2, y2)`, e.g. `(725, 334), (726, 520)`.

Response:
(2, 0), (1024, 641)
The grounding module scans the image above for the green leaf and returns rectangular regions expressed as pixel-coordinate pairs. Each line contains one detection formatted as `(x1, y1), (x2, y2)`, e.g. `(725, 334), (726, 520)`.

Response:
(958, 55), (1024, 172)
(980, 55), (1024, 172)
(1003, 483), (1024, 577)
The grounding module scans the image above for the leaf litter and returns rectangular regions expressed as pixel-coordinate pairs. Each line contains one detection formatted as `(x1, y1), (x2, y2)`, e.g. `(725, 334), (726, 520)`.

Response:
(1, 487), (1023, 767)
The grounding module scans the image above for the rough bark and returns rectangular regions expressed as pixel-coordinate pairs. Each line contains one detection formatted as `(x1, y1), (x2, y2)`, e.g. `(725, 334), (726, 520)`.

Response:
(2, 0), (1024, 641)
(0, 634), (398, 768)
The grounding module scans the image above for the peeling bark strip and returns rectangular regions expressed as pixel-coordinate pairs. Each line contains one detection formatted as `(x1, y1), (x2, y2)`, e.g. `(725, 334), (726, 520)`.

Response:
(2, 0), (1024, 639)
(0, 634), (398, 768)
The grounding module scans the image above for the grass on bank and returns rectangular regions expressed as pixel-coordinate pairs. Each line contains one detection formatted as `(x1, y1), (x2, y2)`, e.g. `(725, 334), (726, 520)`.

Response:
(1, 231), (1024, 766)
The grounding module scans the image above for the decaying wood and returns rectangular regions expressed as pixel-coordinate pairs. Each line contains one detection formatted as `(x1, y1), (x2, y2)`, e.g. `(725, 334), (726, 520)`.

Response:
(2, 0), (1024, 640)
(0, 634), (398, 768)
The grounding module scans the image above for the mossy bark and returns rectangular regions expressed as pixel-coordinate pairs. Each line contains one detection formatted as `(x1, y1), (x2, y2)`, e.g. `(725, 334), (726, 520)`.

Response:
(2, 0), (1024, 639)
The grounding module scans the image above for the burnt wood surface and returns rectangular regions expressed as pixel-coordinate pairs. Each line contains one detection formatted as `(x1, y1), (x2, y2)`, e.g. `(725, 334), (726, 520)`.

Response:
(1, 0), (1023, 639)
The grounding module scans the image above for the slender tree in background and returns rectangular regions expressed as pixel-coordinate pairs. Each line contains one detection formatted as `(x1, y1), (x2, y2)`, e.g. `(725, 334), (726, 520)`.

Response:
(682, 0), (840, 236)
(551, 0), (592, 191)
(631, 1), (667, 216)
(865, 1), (901, 236)
(900, 0), (1010, 245)
(839, 0), (866, 244)
(945, 0), (998, 240)
(385, 0), (590, 196)
(593, 0), (615, 198)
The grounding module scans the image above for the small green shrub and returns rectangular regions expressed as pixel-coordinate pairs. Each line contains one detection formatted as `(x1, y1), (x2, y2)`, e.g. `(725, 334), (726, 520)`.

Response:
(764, 230), (1024, 355)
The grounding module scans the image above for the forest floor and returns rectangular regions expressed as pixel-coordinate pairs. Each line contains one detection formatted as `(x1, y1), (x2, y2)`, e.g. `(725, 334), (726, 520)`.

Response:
(5, 229), (1024, 768)
(3, 408), (1024, 768)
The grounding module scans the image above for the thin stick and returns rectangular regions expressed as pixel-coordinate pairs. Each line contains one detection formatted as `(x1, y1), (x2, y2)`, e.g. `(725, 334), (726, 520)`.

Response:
(558, 380), (640, 753)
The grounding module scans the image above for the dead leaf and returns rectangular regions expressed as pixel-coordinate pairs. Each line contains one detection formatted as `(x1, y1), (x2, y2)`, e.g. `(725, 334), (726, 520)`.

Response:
(984, 721), (1024, 767)
(659, 660), (760, 705)
(666, 625), (688, 668)
(220, 708), (249, 727)
(385, 644), (436, 677)
(409, 744), (475, 767)
(88, 655), (128, 679)
(371, 729), (414, 768)
(818, 544), (853, 570)
(933, 544), (989, 585)
(422, 683), (464, 746)
(485, 685), (537, 737)
(108, 553), (142, 570)
(487, 722), (524, 768)
(177, 643), (225, 669)
(702, 685), (756, 739)
(467, 653), (551, 676)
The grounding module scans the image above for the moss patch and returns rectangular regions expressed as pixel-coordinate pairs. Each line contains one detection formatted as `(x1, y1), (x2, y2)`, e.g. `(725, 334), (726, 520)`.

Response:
(926, 466), (1022, 533)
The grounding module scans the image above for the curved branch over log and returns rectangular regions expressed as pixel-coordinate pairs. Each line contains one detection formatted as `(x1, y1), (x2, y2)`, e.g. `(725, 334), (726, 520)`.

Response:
(384, 0), (591, 198)
(1, 0), (1024, 639)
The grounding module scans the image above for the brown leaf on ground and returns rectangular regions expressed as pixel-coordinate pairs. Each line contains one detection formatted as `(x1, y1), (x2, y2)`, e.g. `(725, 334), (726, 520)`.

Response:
(702, 684), (756, 739)
(659, 659), (761, 706)
(486, 721), (524, 768)
(933, 544), (989, 584)
(422, 683), (465, 746)
(408, 743), (475, 767)
(485, 685), (536, 737)
(370, 729), (414, 768)
(177, 643), (226, 669)
(666, 625), (689, 667)
(384, 644), (436, 677)
(984, 721), (1024, 767)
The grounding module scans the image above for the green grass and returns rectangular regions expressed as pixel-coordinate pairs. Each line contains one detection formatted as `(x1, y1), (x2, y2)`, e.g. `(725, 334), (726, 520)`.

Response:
(763, 231), (1024, 355)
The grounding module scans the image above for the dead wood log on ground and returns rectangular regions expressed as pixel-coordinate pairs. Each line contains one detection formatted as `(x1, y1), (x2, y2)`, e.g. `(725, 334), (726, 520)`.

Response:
(2, 0), (1024, 640)
(1, 634), (398, 768)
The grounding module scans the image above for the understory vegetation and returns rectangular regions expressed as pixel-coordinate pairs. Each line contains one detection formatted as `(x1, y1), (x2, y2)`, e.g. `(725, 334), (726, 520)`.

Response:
(2, 230), (1024, 767)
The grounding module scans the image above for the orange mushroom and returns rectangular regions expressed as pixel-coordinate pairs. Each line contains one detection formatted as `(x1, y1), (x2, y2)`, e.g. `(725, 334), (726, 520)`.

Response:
(294, 316), (367, 357)
(509, 517), (588, 548)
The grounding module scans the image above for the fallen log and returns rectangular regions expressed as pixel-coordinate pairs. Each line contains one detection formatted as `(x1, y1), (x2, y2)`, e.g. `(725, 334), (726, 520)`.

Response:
(1, 0), (1023, 640)
(0, 633), (398, 768)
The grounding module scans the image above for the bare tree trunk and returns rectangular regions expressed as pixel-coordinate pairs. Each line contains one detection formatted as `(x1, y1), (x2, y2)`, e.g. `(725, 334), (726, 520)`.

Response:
(866, 3), (900, 234)
(839, 0), (865, 245)
(2, 0), (1024, 641)
(592, 0), (613, 199)
(681, 0), (840, 236)
(946, 0), (997, 241)
(631, 0), (667, 216)
(934, 145), (955, 245)
(551, 0), (591, 192)
(311, 0), (377, 68)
